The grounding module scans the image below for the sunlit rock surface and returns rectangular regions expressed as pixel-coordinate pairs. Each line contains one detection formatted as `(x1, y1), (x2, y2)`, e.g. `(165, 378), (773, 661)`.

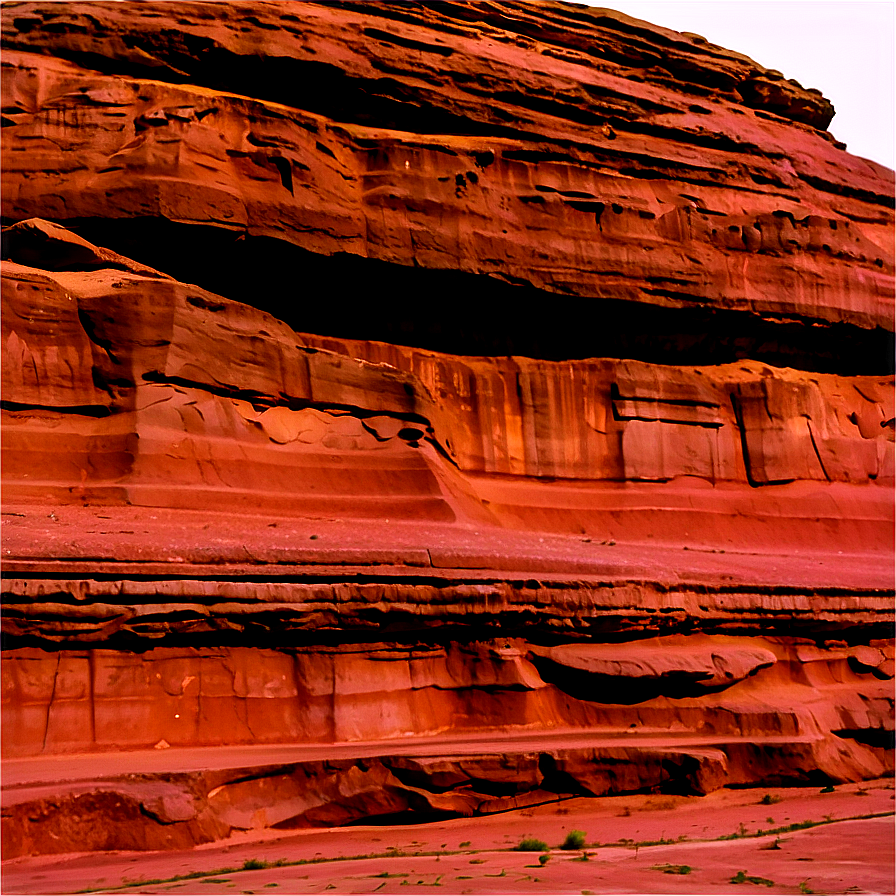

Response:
(1, 0), (893, 860)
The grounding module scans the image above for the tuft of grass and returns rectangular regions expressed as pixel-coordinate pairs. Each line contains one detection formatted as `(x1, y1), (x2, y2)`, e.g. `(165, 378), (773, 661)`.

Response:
(515, 838), (548, 852)
(538, 854), (550, 866)
(242, 860), (269, 871)
(730, 871), (774, 887)
(800, 882), (814, 894)
(820, 784), (835, 793)
(561, 830), (587, 850)
(459, 841), (471, 848)
(759, 793), (782, 805)
(372, 872), (410, 879)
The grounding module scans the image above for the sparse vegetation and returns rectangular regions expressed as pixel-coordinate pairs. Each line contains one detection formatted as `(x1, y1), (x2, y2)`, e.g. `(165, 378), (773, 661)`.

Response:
(459, 841), (471, 848)
(759, 793), (782, 805)
(538, 854), (550, 866)
(515, 838), (549, 852)
(800, 882), (814, 894)
(820, 784), (835, 793)
(731, 871), (774, 887)
(242, 860), (269, 871)
(561, 830), (587, 850)
(74, 808), (895, 894)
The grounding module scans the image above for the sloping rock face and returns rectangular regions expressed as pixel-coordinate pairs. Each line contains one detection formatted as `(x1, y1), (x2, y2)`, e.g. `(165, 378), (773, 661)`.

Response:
(1, 0), (893, 859)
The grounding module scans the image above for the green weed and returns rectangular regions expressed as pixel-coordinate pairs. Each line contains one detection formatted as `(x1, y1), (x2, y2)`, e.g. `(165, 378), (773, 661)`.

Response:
(652, 864), (692, 875)
(730, 871), (774, 887)
(561, 830), (587, 850)
(515, 838), (548, 852)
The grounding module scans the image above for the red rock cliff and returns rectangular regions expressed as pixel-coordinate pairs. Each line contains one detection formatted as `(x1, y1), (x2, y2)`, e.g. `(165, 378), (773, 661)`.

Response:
(1, 0), (893, 859)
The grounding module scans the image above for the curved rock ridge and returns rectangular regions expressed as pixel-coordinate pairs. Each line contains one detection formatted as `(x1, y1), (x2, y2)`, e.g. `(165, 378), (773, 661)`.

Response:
(1, 1), (894, 348)
(0, 0), (893, 859)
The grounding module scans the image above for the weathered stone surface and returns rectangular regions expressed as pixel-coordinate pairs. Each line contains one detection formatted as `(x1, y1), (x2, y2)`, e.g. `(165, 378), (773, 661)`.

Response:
(0, 0), (893, 860)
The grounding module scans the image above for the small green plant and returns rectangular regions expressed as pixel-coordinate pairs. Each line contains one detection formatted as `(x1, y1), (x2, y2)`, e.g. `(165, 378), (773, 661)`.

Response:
(574, 852), (591, 862)
(766, 817), (775, 824)
(515, 838), (548, 852)
(372, 872), (410, 879)
(759, 793), (782, 805)
(730, 871), (774, 887)
(820, 784), (835, 793)
(242, 860), (269, 871)
(459, 841), (471, 848)
(469, 859), (485, 864)
(653, 864), (692, 875)
(561, 830), (587, 850)
(800, 881), (814, 894)
(538, 854), (550, 866)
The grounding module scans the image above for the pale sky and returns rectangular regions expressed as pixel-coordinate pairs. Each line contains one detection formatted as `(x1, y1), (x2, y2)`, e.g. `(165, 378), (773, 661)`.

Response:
(581, 1), (895, 169)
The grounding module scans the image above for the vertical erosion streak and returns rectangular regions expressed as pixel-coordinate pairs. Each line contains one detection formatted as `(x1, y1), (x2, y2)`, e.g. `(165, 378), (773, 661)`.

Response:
(806, 421), (832, 482)
(42, 652), (62, 753)
(729, 392), (760, 488)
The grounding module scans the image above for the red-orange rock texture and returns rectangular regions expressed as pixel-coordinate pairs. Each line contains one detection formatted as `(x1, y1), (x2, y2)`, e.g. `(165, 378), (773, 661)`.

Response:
(1, 0), (893, 861)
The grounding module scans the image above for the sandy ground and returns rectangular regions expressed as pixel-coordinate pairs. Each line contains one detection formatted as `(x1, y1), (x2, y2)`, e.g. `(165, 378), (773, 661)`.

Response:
(3, 780), (892, 896)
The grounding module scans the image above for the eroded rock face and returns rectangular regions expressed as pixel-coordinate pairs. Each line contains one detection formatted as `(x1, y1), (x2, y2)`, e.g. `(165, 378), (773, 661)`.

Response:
(1, 0), (893, 858)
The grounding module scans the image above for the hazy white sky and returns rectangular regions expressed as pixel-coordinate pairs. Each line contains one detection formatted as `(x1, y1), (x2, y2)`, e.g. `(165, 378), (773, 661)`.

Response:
(581, 1), (895, 169)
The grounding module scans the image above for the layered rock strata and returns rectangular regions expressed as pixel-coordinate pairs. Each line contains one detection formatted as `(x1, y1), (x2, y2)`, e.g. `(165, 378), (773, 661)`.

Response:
(1, 0), (893, 860)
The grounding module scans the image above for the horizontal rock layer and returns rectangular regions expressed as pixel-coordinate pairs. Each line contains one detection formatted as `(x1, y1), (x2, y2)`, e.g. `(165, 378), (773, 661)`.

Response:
(1, 1), (893, 343)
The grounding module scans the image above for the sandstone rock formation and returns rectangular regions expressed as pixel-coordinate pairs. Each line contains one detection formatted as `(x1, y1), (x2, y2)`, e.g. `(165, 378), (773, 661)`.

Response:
(1, 0), (893, 861)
